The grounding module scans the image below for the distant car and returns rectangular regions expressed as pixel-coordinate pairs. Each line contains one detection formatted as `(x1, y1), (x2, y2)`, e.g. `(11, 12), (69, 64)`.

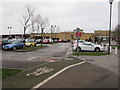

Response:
(35, 39), (42, 44)
(58, 39), (63, 42)
(0, 39), (11, 49)
(53, 39), (58, 42)
(25, 39), (36, 47)
(42, 39), (50, 44)
(72, 41), (104, 52)
(2, 39), (10, 45)
(7, 39), (13, 44)
(63, 39), (67, 43)
(3, 40), (25, 50)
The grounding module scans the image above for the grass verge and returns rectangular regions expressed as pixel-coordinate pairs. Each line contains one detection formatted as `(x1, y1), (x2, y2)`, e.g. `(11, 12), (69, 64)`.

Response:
(0, 68), (22, 79)
(111, 45), (120, 49)
(72, 52), (108, 56)
(3, 57), (83, 88)
(15, 45), (47, 52)
(49, 42), (59, 44)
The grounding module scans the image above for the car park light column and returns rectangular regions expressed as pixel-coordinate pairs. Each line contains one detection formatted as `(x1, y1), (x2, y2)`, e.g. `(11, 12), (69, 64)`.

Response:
(41, 28), (44, 46)
(8, 27), (12, 39)
(76, 28), (80, 52)
(50, 25), (53, 42)
(108, 0), (114, 54)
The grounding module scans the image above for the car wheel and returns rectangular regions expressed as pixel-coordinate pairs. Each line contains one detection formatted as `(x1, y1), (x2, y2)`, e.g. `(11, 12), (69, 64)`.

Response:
(95, 48), (100, 52)
(13, 47), (17, 50)
(22, 46), (25, 48)
(30, 44), (33, 47)
(76, 47), (81, 52)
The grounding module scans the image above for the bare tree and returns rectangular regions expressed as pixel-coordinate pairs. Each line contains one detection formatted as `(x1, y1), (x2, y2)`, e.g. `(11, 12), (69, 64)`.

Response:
(20, 5), (34, 43)
(113, 25), (120, 45)
(34, 14), (49, 45)
(35, 15), (49, 33)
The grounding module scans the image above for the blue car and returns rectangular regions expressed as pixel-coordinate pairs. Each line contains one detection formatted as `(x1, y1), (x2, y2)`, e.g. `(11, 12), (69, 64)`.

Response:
(3, 40), (25, 50)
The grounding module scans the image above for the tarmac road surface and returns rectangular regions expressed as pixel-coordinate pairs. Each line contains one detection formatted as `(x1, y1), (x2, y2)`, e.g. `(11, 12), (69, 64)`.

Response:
(2, 43), (71, 70)
(39, 62), (118, 88)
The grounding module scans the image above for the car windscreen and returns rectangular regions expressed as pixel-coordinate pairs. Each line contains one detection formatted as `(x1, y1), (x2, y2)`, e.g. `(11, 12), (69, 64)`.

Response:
(12, 40), (22, 44)
(26, 40), (34, 43)
(79, 41), (85, 43)
(2, 40), (8, 43)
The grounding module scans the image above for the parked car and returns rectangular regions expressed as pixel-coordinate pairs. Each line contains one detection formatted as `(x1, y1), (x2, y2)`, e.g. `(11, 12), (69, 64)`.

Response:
(25, 39), (36, 47)
(35, 39), (42, 44)
(63, 39), (67, 43)
(2, 39), (10, 45)
(42, 39), (50, 44)
(0, 39), (11, 49)
(7, 39), (13, 44)
(72, 41), (104, 52)
(3, 40), (25, 50)
(58, 39), (63, 42)
(72, 40), (85, 44)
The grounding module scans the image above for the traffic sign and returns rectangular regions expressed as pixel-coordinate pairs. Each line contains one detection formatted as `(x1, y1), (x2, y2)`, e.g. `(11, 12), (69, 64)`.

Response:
(76, 32), (82, 37)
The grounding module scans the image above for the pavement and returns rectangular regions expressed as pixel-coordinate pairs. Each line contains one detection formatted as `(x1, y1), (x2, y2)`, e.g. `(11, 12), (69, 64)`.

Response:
(69, 43), (119, 75)
(38, 45), (118, 88)
(76, 50), (118, 75)
(2, 43), (119, 89)
(39, 62), (118, 88)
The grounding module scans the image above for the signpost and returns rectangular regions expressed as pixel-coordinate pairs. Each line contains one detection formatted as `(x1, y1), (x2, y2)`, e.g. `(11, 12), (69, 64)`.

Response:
(76, 28), (82, 52)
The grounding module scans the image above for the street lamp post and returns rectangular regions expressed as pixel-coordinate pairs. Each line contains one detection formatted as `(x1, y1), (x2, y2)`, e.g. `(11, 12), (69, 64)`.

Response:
(76, 28), (80, 52)
(41, 28), (44, 46)
(50, 25), (56, 42)
(108, 0), (114, 54)
(50, 25), (53, 42)
(8, 27), (12, 39)
(53, 25), (56, 39)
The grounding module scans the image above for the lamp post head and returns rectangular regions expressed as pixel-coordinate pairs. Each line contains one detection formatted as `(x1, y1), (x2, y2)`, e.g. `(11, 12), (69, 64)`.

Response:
(8, 27), (12, 29)
(76, 28), (80, 32)
(109, 0), (114, 4)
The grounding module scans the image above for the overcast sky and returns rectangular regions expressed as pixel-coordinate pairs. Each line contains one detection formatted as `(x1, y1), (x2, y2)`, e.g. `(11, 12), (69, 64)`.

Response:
(0, 0), (119, 35)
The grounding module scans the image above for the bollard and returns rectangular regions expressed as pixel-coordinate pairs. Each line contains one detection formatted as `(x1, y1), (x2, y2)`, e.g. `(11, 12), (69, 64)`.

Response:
(110, 46), (112, 53)
(105, 45), (108, 51)
(115, 47), (118, 54)
(105, 43), (109, 52)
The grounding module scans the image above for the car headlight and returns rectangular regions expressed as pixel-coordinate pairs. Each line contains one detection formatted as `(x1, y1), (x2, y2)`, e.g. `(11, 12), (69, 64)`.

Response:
(3, 46), (4, 48)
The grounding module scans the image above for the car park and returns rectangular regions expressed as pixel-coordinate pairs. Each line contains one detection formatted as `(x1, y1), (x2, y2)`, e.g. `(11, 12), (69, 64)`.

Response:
(3, 40), (25, 50)
(72, 41), (104, 52)
(25, 39), (36, 47)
